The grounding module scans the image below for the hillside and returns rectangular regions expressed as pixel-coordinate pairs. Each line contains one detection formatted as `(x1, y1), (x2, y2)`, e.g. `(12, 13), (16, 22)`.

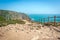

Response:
(0, 10), (30, 26)
(0, 10), (30, 20)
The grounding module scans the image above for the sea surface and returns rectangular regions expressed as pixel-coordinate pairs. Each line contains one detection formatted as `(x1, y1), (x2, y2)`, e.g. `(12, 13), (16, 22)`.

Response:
(27, 14), (60, 22)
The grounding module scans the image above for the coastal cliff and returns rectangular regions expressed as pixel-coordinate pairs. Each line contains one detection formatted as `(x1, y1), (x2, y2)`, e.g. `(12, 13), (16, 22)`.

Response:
(0, 10), (30, 20)
(0, 10), (30, 26)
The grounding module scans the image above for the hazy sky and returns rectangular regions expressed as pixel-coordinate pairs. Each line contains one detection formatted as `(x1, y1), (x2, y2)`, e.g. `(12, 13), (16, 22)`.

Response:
(0, 0), (60, 14)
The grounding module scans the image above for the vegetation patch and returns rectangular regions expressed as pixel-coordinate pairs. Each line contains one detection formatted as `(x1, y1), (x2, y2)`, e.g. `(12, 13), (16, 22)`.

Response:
(0, 16), (25, 27)
(7, 20), (25, 24)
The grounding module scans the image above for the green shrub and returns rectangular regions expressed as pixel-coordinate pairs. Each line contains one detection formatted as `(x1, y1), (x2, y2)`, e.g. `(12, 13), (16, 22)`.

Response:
(7, 20), (25, 24)
(0, 23), (7, 27)
(0, 16), (25, 27)
(0, 16), (6, 21)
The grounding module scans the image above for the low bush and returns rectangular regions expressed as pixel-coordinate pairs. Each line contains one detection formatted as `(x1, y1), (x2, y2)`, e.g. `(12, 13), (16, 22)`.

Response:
(0, 16), (25, 27)
(7, 20), (25, 24)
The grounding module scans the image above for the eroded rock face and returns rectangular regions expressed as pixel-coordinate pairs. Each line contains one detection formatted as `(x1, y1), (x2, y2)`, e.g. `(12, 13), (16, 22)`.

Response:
(0, 24), (60, 40)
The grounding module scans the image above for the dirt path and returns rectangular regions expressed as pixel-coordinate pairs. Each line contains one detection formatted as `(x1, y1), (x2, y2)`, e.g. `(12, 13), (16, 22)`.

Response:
(31, 35), (39, 40)
(0, 24), (60, 40)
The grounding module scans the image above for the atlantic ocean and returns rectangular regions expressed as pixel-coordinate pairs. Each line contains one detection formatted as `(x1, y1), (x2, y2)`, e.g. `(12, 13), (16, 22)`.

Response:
(27, 14), (60, 22)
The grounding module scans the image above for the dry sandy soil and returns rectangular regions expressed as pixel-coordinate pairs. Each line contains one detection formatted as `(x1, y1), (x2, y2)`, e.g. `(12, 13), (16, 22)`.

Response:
(0, 23), (60, 40)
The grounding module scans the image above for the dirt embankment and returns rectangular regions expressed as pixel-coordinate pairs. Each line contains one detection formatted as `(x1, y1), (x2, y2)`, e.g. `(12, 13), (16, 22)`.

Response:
(0, 23), (60, 40)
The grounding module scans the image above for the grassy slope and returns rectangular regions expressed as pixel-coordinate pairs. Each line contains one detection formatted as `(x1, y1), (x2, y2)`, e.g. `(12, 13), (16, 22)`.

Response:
(0, 10), (30, 27)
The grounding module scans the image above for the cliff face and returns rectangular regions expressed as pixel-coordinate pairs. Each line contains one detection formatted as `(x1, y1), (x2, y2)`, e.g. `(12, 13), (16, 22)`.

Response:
(0, 10), (30, 20)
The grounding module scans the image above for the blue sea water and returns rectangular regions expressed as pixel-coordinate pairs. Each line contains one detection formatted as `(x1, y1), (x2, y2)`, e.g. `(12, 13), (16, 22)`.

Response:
(27, 14), (60, 22)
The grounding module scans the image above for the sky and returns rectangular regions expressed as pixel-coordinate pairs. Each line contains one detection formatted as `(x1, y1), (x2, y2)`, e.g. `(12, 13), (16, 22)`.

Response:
(0, 0), (60, 14)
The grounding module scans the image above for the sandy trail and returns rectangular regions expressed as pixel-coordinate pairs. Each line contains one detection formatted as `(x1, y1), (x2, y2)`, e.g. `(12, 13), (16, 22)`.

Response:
(31, 35), (39, 40)
(0, 24), (60, 40)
